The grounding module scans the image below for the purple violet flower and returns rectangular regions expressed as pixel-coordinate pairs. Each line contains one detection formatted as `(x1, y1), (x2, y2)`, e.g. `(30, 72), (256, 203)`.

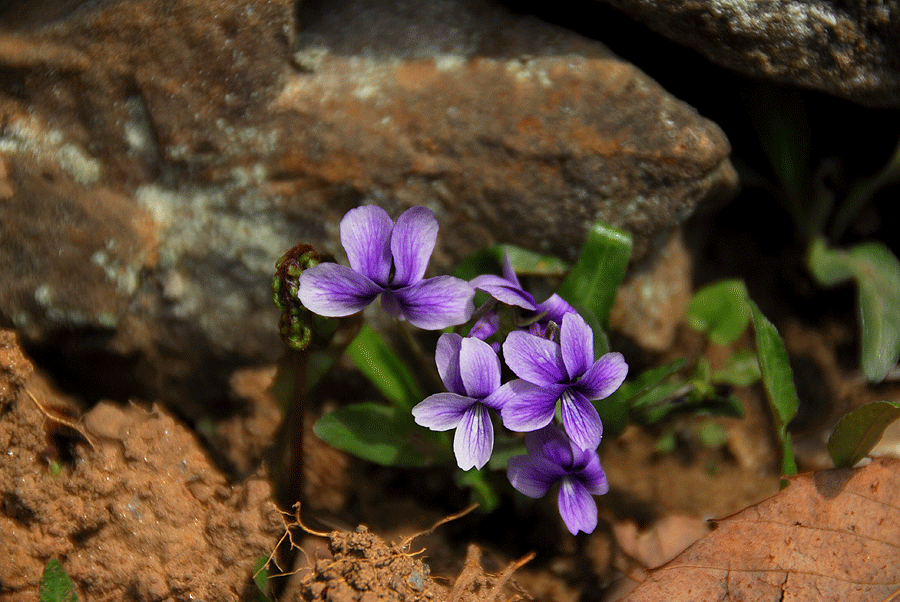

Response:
(298, 205), (475, 330)
(500, 312), (628, 451)
(507, 424), (609, 535)
(470, 251), (576, 333)
(411, 333), (515, 470)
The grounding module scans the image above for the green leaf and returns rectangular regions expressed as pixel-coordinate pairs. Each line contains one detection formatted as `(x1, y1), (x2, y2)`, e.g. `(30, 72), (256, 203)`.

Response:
(608, 359), (686, 427)
(712, 349), (761, 387)
(686, 280), (751, 344)
(346, 326), (422, 411)
(253, 556), (272, 602)
(850, 243), (900, 383)
(557, 221), (632, 327)
(827, 401), (900, 468)
(501, 245), (570, 277)
(313, 403), (433, 467)
(453, 244), (569, 281)
(808, 238), (900, 383)
(749, 300), (799, 475)
(613, 359), (687, 403)
(40, 559), (78, 602)
(807, 237), (854, 286)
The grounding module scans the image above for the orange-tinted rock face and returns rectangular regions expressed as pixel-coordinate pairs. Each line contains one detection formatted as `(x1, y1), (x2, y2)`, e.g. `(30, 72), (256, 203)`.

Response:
(0, 0), (735, 414)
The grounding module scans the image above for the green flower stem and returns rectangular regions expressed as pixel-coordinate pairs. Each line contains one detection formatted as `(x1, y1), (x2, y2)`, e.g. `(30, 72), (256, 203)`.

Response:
(271, 349), (309, 508)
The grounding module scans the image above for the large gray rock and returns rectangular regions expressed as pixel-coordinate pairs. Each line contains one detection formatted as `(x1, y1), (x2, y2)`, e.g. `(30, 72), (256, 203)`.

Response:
(0, 0), (736, 413)
(595, 0), (900, 107)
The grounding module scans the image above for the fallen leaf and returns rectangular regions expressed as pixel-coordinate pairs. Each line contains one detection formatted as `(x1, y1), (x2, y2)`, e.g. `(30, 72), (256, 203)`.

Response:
(614, 515), (711, 569)
(621, 457), (900, 602)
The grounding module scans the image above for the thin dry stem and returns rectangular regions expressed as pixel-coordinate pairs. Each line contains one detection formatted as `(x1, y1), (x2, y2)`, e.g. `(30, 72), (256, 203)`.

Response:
(24, 388), (96, 451)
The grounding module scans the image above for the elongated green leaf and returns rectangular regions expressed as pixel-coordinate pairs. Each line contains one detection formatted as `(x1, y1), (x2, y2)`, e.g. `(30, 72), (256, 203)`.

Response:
(808, 238), (900, 383)
(612, 358), (688, 404)
(686, 280), (751, 345)
(603, 359), (685, 431)
(346, 326), (422, 411)
(749, 301), (799, 476)
(313, 403), (431, 467)
(850, 243), (900, 383)
(40, 560), (78, 602)
(557, 221), (632, 327)
(828, 401), (900, 468)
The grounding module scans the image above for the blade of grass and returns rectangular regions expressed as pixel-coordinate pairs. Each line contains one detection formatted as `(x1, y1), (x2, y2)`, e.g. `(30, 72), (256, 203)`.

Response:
(313, 403), (439, 467)
(557, 221), (632, 328)
(345, 325), (423, 412)
(749, 300), (799, 477)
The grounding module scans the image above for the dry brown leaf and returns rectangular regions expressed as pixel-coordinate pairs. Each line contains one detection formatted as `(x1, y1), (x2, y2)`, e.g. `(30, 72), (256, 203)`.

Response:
(622, 457), (900, 602)
(614, 515), (712, 570)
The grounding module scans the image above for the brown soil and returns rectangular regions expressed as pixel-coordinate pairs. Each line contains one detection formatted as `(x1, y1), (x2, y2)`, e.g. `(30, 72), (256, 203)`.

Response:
(0, 328), (283, 602)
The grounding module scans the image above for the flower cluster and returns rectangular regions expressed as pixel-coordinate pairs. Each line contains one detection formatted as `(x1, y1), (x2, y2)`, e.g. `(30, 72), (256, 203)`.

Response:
(297, 205), (628, 535)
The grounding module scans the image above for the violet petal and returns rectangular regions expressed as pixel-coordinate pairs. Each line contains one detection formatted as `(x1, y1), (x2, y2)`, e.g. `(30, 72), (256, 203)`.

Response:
(468, 312), (500, 340)
(507, 455), (566, 498)
(434, 333), (465, 395)
(298, 263), (383, 317)
(578, 454), (609, 496)
(480, 380), (520, 411)
(411, 392), (471, 430)
(390, 206), (438, 287)
(501, 250), (523, 289)
(502, 331), (567, 386)
(560, 388), (603, 451)
(459, 337), (501, 400)
(340, 205), (393, 286)
(577, 352), (629, 400)
(561, 312), (593, 381)
(558, 477), (598, 535)
(524, 425), (575, 468)
(394, 276), (475, 330)
(500, 381), (565, 432)
(536, 294), (576, 325)
(470, 274), (537, 310)
(454, 403), (494, 470)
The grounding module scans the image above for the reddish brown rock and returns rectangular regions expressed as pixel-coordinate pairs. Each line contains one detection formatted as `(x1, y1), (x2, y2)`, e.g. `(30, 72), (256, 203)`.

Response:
(609, 230), (693, 352)
(0, 0), (736, 413)
(0, 151), (158, 336)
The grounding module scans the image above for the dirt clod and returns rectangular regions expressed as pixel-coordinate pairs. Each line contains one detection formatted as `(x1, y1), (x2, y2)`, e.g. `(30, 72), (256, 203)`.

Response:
(0, 328), (283, 602)
(286, 513), (531, 602)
